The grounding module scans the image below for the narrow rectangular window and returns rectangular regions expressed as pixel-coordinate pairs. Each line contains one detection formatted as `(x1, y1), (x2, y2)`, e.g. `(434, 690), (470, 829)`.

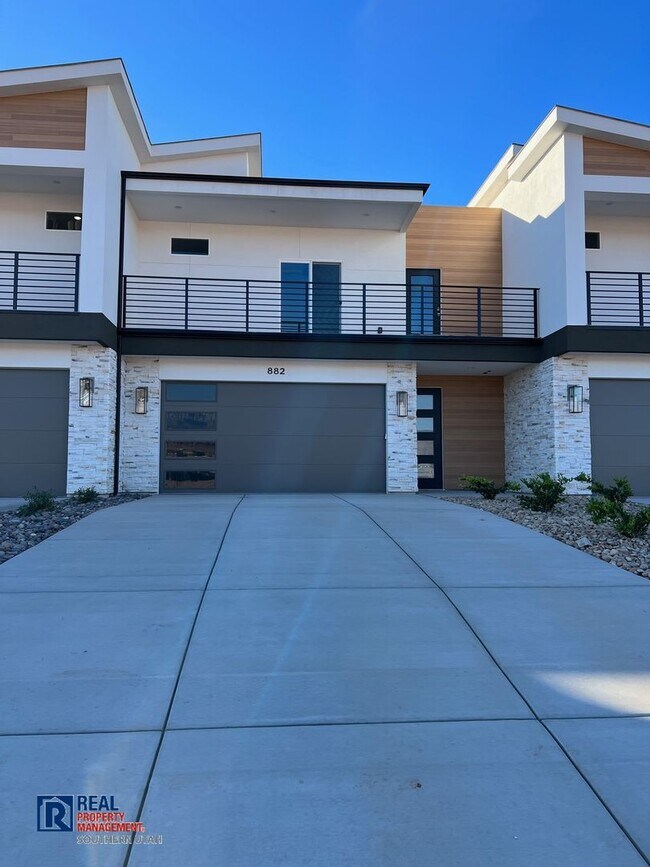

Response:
(585, 232), (600, 249)
(46, 212), (82, 230)
(281, 262), (309, 333)
(171, 238), (209, 255)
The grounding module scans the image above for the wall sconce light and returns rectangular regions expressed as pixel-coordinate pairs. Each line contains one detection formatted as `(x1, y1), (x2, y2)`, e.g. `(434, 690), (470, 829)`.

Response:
(567, 384), (584, 413)
(396, 390), (409, 417)
(135, 386), (149, 415)
(78, 377), (94, 408)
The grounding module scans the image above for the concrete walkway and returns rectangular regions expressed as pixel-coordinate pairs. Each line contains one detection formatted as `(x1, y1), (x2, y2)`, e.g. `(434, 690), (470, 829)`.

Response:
(0, 494), (648, 865)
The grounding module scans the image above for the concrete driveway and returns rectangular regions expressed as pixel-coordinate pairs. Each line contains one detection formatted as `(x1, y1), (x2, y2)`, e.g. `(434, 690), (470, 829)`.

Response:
(0, 494), (648, 866)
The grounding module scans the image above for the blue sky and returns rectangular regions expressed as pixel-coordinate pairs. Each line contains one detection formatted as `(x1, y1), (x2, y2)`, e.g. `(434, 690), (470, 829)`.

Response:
(1, 0), (649, 203)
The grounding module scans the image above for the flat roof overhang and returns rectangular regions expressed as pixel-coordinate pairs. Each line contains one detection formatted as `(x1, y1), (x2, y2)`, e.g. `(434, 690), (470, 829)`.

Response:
(124, 172), (428, 232)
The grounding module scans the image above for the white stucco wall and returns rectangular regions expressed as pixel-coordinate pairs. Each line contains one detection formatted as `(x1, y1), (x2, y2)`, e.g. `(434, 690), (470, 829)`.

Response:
(144, 151), (250, 174)
(127, 221), (405, 284)
(585, 215), (650, 272)
(79, 85), (140, 323)
(493, 137), (570, 337)
(124, 219), (407, 334)
(0, 193), (82, 253)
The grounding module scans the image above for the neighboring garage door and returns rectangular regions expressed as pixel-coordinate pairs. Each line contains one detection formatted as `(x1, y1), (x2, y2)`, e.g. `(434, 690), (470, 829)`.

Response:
(590, 379), (650, 495)
(0, 369), (69, 497)
(160, 381), (386, 493)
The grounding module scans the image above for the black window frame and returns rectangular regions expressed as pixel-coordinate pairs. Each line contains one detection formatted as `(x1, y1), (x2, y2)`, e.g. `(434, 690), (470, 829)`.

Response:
(171, 237), (210, 256)
(585, 231), (601, 250)
(45, 211), (82, 231)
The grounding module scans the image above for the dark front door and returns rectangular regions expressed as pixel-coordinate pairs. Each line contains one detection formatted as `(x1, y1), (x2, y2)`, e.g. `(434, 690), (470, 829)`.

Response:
(312, 262), (341, 334)
(407, 269), (441, 335)
(417, 388), (443, 489)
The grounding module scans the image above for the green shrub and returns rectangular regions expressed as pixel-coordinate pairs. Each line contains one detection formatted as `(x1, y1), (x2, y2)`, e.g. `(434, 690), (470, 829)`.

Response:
(17, 488), (56, 516)
(518, 472), (571, 512)
(460, 475), (520, 500)
(612, 507), (650, 538)
(585, 497), (610, 524)
(584, 474), (649, 538)
(591, 476), (633, 505)
(73, 486), (99, 504)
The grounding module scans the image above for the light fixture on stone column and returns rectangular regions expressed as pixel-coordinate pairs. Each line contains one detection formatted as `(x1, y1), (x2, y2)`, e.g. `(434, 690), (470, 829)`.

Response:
(135, 386), (149, 414)
(567, 385), (584, 413)
(396, 390), (409, 417)
(79, 377), (94, 408)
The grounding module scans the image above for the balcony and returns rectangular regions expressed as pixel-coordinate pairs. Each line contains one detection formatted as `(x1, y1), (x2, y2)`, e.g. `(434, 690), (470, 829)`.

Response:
(0, 251), (79, 312)
(121, 276), (539, 339)
(587, 271), (650, 326)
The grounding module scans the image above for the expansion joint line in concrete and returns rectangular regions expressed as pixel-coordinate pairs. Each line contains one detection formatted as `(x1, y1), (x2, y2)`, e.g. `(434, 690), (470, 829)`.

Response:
(334, 494), (650, 866)
(121, 494), (246, 867)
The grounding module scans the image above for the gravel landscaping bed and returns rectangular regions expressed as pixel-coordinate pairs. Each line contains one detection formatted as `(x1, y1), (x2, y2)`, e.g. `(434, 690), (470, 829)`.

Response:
(443, 494), (650, 579)
(0, 494), (147, 565)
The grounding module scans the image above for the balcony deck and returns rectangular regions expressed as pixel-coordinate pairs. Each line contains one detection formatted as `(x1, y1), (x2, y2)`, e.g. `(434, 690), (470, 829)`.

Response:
(121, 275), (539, 339)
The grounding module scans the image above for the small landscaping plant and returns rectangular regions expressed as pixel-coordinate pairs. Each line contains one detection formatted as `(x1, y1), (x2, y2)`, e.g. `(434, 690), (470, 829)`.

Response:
(73, 486), (99, 504)
(585, 475), (650, 539)
(17, 488), (56, 517)
(460, 475), (520, 500)
(518, 472), (572, 512)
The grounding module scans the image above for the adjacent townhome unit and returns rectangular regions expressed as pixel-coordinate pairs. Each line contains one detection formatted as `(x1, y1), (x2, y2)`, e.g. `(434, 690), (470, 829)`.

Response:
(0, 60), (648, 496)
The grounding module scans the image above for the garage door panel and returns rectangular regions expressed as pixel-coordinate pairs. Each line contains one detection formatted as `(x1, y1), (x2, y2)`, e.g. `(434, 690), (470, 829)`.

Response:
(591, 435), (650, 466)
(0, 370), (69, 496)
(0, 430), (68, 463)
(215, 434), (386, 465)
(590, 379), (650, 405)
(590, 378), (650, 495)
(0, 369), (69, 399)
(0, 463), (67, 495)
(214, 463), (386, 493)
(160, 382), (386, 493)
(0, 397), (69, 431)
(589, 404), (650, 437)
(217, 383), (384, 409)
(215, 406), (384, 438)
(591, 465), (650, 492)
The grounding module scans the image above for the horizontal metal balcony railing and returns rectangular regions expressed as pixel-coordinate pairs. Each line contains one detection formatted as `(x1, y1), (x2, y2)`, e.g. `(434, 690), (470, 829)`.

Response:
(0, 251), (80, 312)
(122, 276), (539, 338)
(587, 271), (650, 326)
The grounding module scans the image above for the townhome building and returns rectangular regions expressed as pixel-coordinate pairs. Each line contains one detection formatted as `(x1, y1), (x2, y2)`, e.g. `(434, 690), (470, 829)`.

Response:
(0, 60), (648, 496)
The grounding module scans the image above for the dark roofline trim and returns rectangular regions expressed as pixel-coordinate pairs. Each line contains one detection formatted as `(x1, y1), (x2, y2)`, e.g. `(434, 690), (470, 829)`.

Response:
(123, 170), (430, 193)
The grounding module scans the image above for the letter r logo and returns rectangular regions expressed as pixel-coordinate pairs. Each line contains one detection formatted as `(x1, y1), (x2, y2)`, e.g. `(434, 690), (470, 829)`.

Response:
(37, 796), (74, 831)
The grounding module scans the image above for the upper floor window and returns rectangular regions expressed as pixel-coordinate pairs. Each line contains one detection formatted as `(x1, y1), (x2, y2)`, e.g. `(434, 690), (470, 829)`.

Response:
(171, 237), (209, 255)
(585, 231), (601, 249)
(46, 211), (82, 231)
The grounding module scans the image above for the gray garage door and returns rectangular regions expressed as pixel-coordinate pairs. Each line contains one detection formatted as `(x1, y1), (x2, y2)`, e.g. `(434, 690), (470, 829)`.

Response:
(0, 369), (69, 497)
(590, 379), (650, 495)
(160, 381), (386, 493)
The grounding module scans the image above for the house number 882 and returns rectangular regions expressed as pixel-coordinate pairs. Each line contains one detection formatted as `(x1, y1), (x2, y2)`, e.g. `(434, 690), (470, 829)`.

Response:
(267, 367), (285, 375)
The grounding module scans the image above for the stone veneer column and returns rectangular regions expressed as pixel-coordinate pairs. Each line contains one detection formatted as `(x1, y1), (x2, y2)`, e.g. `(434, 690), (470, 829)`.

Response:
(386, 361), (418, 492)
(119, 357), (161, 493)
(67, 345), (117, 494)
(504, 355), (591, 492)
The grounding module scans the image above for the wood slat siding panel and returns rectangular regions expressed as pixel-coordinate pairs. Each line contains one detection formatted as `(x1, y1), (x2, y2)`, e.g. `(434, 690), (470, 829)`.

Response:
(406, 205), (503, 284)
(407, 205), (503, 335)
(418, 375), (505, 489)
(0, 89), (87, 150)
(583, 136), (650, 177)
